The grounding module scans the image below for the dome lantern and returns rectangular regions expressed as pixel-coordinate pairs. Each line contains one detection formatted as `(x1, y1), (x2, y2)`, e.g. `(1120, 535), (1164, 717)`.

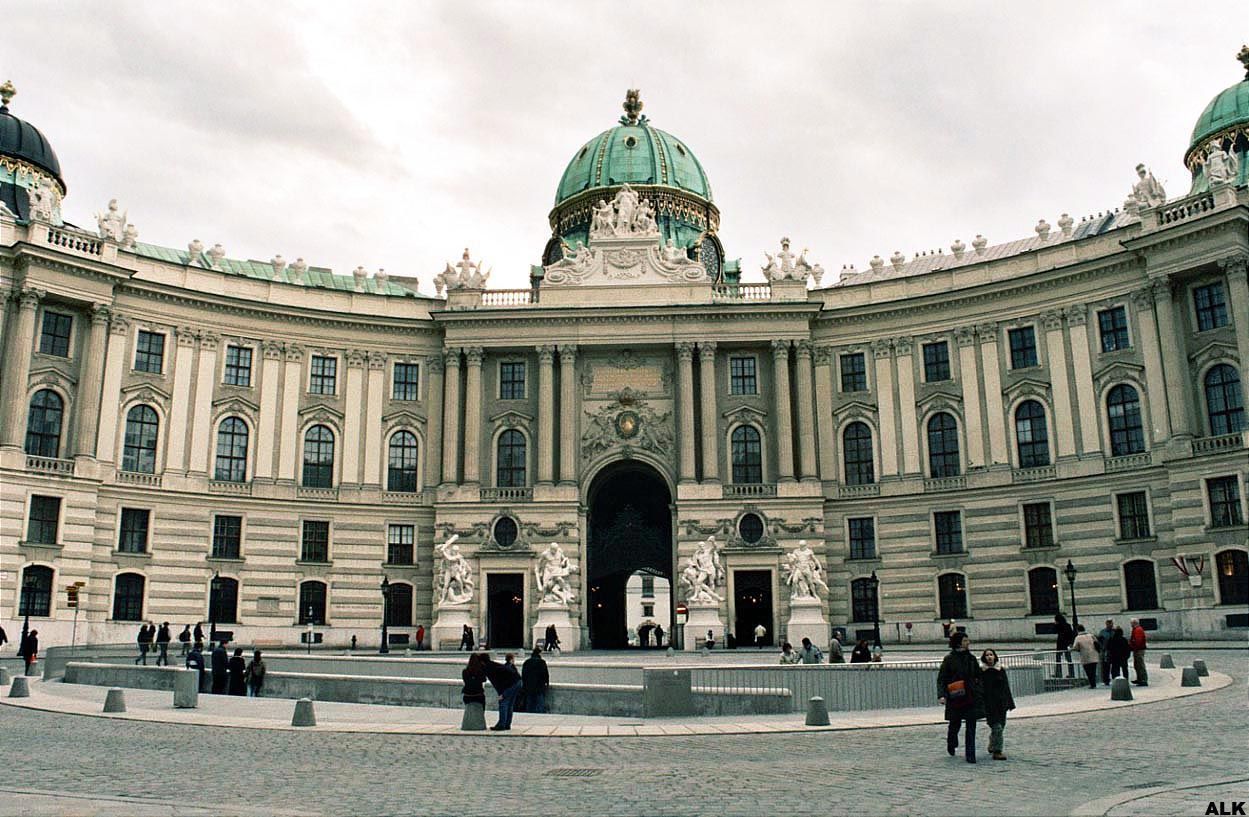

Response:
(1184, 47), (1249, 194)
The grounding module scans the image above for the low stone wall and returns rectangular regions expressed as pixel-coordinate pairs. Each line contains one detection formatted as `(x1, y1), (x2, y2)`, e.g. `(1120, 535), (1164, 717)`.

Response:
(64, 662), (189, 691)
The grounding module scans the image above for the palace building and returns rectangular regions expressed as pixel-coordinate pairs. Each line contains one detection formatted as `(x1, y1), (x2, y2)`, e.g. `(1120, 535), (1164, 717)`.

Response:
(1, 55), (1247, 651)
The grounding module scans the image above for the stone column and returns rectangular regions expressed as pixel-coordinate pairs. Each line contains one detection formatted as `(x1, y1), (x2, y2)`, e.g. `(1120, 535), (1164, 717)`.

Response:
(163, 325), (198, 472)
(424, 354), (445, 489)
(676, 342), (697, 483)
(893, 337), (920, 475)
(558, 344), (578, 484)
(254, 341), (284, 479)
(341, 350), (366, 485)
(461, 346), (483, 485)
(698, 342), (720, 483)
(95, 312), (129, 464)
(976, 324), (1008, 466)
(277, 344), (304, 481)
(0, 287), (41, 448)
(812, 346), (837, 482)
(955, 327), (985, 468)
(1151, 280), (1193, 438)
(72, 304), (111, 459)
(1221, 255), (1249, 374)
(187, 332), (218, 475)
(1041, 310), (1077, 458)
(770, 340), (796, 482)
(440, 348), (461, 485)
(793, 340), (818, 481)
(537, 345), (556, 485)
(363, 352), (385, 487)
(872, 339), (898, 477)
(1063, 305), (1101, 455)
(0, 286), (9, 390)
(1131, 287), (1171, 443)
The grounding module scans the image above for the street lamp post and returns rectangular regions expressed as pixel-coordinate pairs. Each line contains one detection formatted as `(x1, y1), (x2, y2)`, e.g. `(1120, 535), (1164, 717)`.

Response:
(20, 573), (36, 655)
(379, 576), (391, 655)
(306, 605), (314, 655)
(868, 570), (882, 648)
(1064, 560), (1079, 631)
(208, 571), (221, 644)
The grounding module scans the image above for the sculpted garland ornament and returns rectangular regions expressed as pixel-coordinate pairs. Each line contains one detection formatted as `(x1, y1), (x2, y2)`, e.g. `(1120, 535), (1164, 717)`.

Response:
(582, 390), (673, 461)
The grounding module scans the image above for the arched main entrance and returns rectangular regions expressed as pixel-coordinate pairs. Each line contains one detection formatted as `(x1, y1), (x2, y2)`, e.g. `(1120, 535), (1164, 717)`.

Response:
(586, 461), (673, 649)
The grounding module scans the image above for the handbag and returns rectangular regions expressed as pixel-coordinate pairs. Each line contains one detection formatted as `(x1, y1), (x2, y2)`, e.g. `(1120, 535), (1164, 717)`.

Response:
(946, 679), (971, 707)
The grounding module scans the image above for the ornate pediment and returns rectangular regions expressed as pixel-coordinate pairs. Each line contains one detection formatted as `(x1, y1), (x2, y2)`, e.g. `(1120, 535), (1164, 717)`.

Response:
(722, 404), (768, 425)
(582, 392), (674, 462)
(382, 408), (427, 427)
(1189, 339), (1239, 370)
(489, 409), (534, 429)
(119, 382), (172, 406)
(1092, 361), (1145, 392)
(298, 403), (344, 425)
(1002, 376), (1052, 402)
(211, 395), (260, 415)
(28, 365), (76, 389)
(915, 389), (962, 414)
(833, 399), (878, 421)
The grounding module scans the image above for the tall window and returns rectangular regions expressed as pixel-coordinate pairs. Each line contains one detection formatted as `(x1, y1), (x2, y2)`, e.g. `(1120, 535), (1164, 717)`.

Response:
(387, 524), (415, 565)
(840, 353), (867, 392)
(922, 341), (950, 382)
(112, 573), (145, 621)
(392, 362), (420, 401)
(731, 426), (763, 484)
(299, 581), (327, 624)
(641, 575), (655, 597)
(39, 311), (72, 357)
(1098, 306), (1131, 352)
(27, 495), (62, 544)
(211, 515), (243, 559)
(851, 577), (878, 623)
(213, 417), (249, 482)
(1204, 364), (1244, 436)
(938, 573), (968, 620)
(1216, 550), (1248, 605)
(1022, 503), (1054, 549)
(309, 355), (337, 395)
(1107, 384), (1145, 456)
(133, 330), (165, 374)
(300, 520), (330, 563)
(1207, 476), (1244, 528)
(118, 508), (150, 554)
(729, 356), (757, 395)
(927, 413), (960, 477)
(19, 565), (53, 617)
(1014, 400), (1050, 468)
(1008, 326), (1038, 369)
(387, 431), (419, 492)
(1123, 560), (1158, 611)
(934, 511), (964, 554)
(1194, 282), (1229, 331)
(302, 425), (335, 488)
(385, 582), (413, 627)
(1116, 492), (1152, 540)
(843, 422), (875, 485)
(122, 405), (159, 473)
(24, 389), (64, 457)
(209, 577), (239, 624)
(848, 517), (876, 560)
(1027, 567), (1059, 616)
(499, 361), (526, 400)
(496, 429), (527, 487)
(223, 345), (253, 387)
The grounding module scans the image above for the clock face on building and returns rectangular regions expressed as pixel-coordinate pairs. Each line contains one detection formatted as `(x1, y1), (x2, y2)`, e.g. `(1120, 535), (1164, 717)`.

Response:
(615, 411), (640, 439)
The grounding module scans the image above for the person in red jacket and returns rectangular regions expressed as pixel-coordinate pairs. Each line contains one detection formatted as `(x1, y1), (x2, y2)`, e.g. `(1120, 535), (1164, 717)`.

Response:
(1128, 618), (1148, 687)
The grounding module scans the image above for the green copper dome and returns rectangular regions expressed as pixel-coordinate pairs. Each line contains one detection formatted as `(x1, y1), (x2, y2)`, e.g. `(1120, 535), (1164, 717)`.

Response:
(1188, 78), (1249, 155)
(555, 121), (713, 205)
(1184, 47), (1249, 194)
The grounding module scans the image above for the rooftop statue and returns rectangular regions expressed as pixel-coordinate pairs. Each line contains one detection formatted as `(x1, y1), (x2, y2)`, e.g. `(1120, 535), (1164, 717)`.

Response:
(588, 184), (661, 240)
(434, 248), (491, 295)
(620, 88), (645, 125)
(1131, 164), (1167, 209)
(763, 237), (823, 284)
(29, 177), (57, 222)
(95, 198), (128, 242)
(1205, 139), (1240, 186)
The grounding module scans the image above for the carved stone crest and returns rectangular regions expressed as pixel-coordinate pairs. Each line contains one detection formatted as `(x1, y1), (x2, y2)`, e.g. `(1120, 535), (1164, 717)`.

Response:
(582, 390), (673, 461)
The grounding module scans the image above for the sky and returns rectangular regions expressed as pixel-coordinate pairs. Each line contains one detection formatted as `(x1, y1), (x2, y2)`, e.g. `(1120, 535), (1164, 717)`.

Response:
(4, 3), (1245, 291)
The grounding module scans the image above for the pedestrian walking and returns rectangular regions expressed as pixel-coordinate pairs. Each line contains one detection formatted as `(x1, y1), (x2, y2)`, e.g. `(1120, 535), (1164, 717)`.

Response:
(135, 623), (151, 665)
(850, 639), (871, 663)
(210, 641), (229, 694)
(414, 624), (426, 651)
(155, 622), (171, 666)
(482, 651), (523, 731)
(937, 632), (983, 764)
(1071, 625), (1100, 688)
(779, 642), (801, 664)
(1097, 618), (1115, 685)
(227, 647), (247, 695)
(828, 635), (845, 664)
(544, 624), (561, 654)
(798, 637), (823, 664)
(522, 648), (550, 714)
(459, 624), (475, 651)
(177, 624), (191, 656)
(1129, 619), (1149, 687)
(1053, 613), (1076, 679)
(193, 622), (205, 652)
(1106, 626), (1131, 681)
(18, 629), (39, 676)
(979, 649), (1016, 761)
(185, 643), (206, 691)
(754, 623), (767, 649)
(245, 650), (266, 697)
(653, 624), (664, 647)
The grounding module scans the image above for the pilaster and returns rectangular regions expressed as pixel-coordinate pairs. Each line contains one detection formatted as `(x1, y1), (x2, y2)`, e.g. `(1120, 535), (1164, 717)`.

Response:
(1063, 305), (1101, 456)
(893, 336), (920, 475)
(277, 343), (304, 480)
(164, 325), (198, 473)
(954, 327), (984, 468)
(812, 345), (837, 482)
(793, 340), (818, 481)
(363, 351), (386, 487)
(1220, 255), (1249, 371)
(558, 344), (578, 484)
(1041, 310), (1077, 458)
(0, 287), (41, 448)
(341, 349), (366, 485)
(425, 353), (445, 488)
(441, 348), (461, 485)
(698, 341), (720, 483)
(462, 346), (483, 485)
(872, 339), (898, 477)
(72, 303), (111, 459)
(771, 339), (795, 482)
(1150, 280), (1193, 439)
(187, 331), (219, 475)
(254, 341), (284, 479)
(95, 311), (129, 463)
(976, 323), (1008, 466)
(677, 341), (697, 483)
(537, 344), (556, 485)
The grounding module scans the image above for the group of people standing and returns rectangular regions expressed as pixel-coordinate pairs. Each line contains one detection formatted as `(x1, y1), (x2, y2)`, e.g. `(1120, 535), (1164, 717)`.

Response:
(183, 640), (266, 697)
(460, 647), (551, 730)
(1055, 614), (1149, 688)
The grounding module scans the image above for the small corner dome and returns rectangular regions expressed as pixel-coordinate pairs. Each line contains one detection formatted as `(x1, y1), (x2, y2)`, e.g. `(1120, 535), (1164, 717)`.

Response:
(0, 81), (65, 192)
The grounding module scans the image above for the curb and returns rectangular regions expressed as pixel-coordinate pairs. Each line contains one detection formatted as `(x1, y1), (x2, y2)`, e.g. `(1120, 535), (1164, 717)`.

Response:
(1070, 776), (1249, 817)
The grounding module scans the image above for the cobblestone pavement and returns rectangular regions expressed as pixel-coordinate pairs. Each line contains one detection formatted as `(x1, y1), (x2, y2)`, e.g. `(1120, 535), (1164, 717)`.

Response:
(0, 649), (1244, 817)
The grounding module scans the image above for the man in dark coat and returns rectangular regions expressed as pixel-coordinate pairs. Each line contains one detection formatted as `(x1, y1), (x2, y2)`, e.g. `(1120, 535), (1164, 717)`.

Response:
(210, 641), (229, 694)
(979, 650), (1016, 760)
(185, 644), (207, 691)
(1106, 626), (1131, 681)
(522, 648), (550, 714)
(155, 622), (172, 666)
(18, 630), (39, 676)
(481, 652), (522, 731)
(1053, 613), (1075, 678)
(937, 632), (983, 763)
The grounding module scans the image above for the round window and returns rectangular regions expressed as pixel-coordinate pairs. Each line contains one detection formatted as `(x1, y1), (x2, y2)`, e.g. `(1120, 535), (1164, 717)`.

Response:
(738, 513), (764, 545)
(493, 517), (518, 548)
(624, 135), (638, 148)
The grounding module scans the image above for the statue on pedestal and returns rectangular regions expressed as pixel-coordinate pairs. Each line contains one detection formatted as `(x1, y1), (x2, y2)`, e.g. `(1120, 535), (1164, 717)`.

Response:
(782, 540), (829, 601)
(680, 536), (725, 603)
(1205, 140), (1240, 186)
(1131, 164), (1167, 209)
(435, 535), (474, 605)
(95, 199), (128, 241)
(535, 542), (578, 606)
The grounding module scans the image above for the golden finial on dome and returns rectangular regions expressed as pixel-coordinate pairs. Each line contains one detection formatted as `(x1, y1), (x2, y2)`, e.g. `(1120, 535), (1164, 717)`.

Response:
(620, 89), (643, 125)
(0, 80), (15, 110)
(1238, 44), (1249, 78)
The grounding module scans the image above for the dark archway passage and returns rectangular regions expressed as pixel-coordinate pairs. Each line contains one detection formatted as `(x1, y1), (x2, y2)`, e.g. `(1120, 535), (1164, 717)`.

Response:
(586, 461), (673, 649)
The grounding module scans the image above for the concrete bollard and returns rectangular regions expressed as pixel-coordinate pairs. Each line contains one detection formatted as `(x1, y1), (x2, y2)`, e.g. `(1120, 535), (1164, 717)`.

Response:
(103, 687), (126, 713)
(666, 647), (674, 657)
(1193, 659), (1209, 677)
(173, 669), (199, 709)
(461, 701), (487, 731)
(1181, 667), (1201, 687)
(805, 696), (830, 726)
(9, 676), (30, 698)
(1109, 676), (1133, 701)
(1158, 654), (1174, 669)
(291, 697), (317, 727)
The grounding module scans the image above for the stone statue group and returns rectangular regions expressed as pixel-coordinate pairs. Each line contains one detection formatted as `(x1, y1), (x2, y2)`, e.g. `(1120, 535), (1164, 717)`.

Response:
(434, 536), (578, 609)
(589, 184), (658, 239)
(678, 536), (830, 604)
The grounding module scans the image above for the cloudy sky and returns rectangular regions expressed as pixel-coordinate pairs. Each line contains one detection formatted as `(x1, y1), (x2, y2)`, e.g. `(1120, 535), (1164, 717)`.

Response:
(5, 3), (1245, 290)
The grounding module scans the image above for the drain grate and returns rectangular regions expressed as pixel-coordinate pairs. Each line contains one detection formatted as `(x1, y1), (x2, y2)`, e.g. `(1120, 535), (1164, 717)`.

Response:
(544, 768), (603, 778)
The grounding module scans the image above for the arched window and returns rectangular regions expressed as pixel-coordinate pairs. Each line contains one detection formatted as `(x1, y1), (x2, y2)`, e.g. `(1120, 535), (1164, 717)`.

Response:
(730, 426), (763, 484)
(1014, 400), (1050, 468)
(112, 573), (146, 622)
(938, 573), (968, 620)
(387, 431), (419, 493)
(302, 425), (335, 488)
(122, 405), (159, 473)
(207, 576), (238, 624)
(1107, 384), (1145, 456)
(1204, 364), (1244, 436)
(1123, 560), (1158, 611)
(496, 429), (526, 487)
(24, 390), (64, 458)
(1215, 550), (1248, 606)
(1027, 567), (1059, 616)
(19, 565), (53, 617)
(850, 577), (878, 623)
(213, 418), (249, 483)
(299, 581), (327, 624)
(843, 422), (875, 485)
(926, 413), (960, 477)
(385, 582), (413, 627)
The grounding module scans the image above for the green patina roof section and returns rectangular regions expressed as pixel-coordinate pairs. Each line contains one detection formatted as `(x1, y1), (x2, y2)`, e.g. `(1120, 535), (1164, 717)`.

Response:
(132, 242), (427, 298)
(1190, 78), (1249, 151)
(555, 123), (712, 205)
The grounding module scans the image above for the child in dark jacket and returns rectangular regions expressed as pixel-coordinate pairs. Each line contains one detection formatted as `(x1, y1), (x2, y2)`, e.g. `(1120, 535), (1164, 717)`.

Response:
(980, 649), (1016, 761)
